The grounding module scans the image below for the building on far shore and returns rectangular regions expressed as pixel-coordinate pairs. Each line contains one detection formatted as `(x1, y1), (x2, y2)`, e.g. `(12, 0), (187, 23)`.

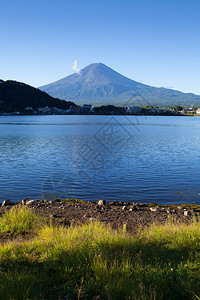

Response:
(181, 107), (196, 115)
(196, 108), (200, 115)
(126, 106), (141, 114)
(38, 106), (52, 114)
(67, 105), (81, 114)
(80, 104), (94, 113)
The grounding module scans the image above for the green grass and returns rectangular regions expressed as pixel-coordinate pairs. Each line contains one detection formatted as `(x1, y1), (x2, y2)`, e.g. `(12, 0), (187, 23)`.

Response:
(0, 206), (40, 235)
(61, 198), (88, 204)
(0, 207), (200, 299)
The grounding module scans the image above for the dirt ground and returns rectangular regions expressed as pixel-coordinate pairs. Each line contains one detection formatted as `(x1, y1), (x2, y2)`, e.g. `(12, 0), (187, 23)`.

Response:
(0, 199), (197, 243)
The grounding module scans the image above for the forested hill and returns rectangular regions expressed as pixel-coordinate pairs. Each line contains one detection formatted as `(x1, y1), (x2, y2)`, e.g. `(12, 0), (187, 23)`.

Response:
(0, 80), (75, 112)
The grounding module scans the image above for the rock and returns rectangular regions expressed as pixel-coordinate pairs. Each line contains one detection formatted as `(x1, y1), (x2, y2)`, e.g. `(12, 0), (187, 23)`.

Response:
(1, 199), (12, 207)
(26, 200), (35, 206)
(20, 198), (29, 205)
(150, 207), (157, 212)
(177, 206), (183, 210)
(184, 210), (189, 216)
(122, 206), (128, 210)
(166, 207), (177, 214)
(97, 200), (106, 206)
(129, 205), (139, 211)
(83, 214), (90, 218)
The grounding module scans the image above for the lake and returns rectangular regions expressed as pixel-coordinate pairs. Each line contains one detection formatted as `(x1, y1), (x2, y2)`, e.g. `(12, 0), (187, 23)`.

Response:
(0, 115), (199, 204)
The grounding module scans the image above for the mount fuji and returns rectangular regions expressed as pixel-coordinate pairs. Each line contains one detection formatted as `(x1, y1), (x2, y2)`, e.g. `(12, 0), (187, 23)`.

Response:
(39, 63), (200, 107)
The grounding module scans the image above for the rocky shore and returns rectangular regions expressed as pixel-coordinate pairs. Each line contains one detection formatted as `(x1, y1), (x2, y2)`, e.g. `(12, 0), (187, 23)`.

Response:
(1, 198), (198, 236)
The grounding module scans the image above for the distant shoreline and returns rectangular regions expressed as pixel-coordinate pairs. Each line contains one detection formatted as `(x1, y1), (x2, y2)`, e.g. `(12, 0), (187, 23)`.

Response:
(0, 112), (198, 117)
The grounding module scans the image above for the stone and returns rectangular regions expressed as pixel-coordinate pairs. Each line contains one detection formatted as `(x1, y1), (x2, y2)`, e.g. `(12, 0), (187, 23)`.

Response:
(129, 205), (138, 211)
(97, 200), (106, 206)
(83, 214), (90, 218)
(177, 206), (183, 210)
(26, 200), (35, 206)
(122, 206), (128, 210)
(1, 199), (12, 207)
(166, 208), (176, 214)
(20, 198), (29, 205)
(150, 207), (157, 212)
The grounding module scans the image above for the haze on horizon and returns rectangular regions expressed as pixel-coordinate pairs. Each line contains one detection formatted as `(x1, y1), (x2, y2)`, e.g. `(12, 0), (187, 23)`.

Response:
(0, 0), (200, 95)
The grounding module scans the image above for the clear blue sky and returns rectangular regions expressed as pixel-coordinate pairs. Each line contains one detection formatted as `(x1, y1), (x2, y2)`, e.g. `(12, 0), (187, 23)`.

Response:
(1, 0), (200, 94)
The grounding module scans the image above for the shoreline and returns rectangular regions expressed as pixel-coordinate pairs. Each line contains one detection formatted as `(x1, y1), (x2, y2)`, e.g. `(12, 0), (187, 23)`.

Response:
(0, 113), (199, 116)
(1, 199), (198, 237)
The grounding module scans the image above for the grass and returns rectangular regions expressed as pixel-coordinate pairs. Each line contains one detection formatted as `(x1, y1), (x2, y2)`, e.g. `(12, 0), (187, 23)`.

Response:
(0, 207), (200, 299)
(0, 206), (40, 235)
(61, 198), (88, 204)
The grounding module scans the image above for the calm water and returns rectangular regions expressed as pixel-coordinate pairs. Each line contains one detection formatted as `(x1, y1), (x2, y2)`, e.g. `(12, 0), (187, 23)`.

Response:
(0, 115), (199, 204)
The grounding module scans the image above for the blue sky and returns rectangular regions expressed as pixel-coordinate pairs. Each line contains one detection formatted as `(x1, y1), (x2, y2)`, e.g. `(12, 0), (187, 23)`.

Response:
(1, 0), (200, 94)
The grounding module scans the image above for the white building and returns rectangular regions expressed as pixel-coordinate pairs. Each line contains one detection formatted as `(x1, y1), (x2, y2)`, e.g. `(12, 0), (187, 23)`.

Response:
(196, 108), (200, 114)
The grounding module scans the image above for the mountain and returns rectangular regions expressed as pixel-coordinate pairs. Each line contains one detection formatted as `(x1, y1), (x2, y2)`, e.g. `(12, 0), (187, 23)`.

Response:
(39, 63), (200, 107)
(0, 80), (75, 112)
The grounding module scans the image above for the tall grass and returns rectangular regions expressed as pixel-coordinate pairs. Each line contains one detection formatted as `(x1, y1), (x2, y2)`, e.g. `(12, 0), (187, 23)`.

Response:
(0, 206), (39, 235)
(0, 270), (36, 300)
(0, 208), (200, 299)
